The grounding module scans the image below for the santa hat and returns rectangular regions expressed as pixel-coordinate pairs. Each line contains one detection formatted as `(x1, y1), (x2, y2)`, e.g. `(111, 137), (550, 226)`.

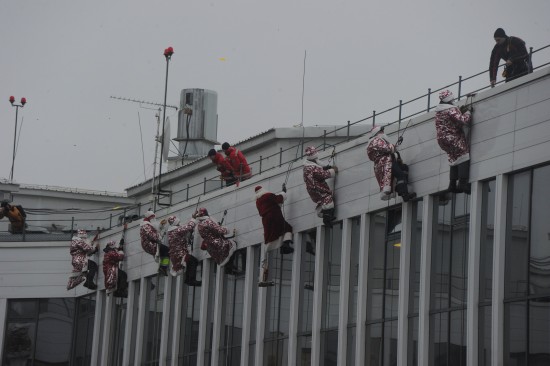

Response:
(167, 215), (180, 226)
(77, 229), (87, 238)
(305, 146), (318, 161)
(369, 125), (384, 139)
(144, 210), (155, 220)
(439, 90), (454, 103)
(193, 207), (208, 218)
(254, 185), (268, 199)
(106, 240), (116, 248)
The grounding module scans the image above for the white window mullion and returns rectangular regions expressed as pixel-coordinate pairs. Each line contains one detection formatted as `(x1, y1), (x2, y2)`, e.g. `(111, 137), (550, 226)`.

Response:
(418, 195), (434, 366)
(467, 181), (483, 365)
(210, 264), (224, 366)
(99, 292), (113, 366)
(133, 277), (147, 365)
(122, 280), (136, 366)
(158, 275), (173, 365)
(240, 246), (255, 366)
(311, 224), (325, 366)
(169, 276), (183, 366)
(397, 201), (413, 366)
(90, 290), (105, 366)
(197, 260), (212, 366)
(492, 174), (508, 366)
(355, 213), (370, 366)
(288, 233), (302, 366)
(337, 219), (352, 366)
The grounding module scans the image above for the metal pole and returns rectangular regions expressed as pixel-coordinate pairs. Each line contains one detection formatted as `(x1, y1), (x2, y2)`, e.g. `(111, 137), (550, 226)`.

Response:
(279, 147), (283, 168)
(10, 106), (19, 182)
(156, 52), (171, 209)
(347, 121), (350, 141)
(398, 99), (403, 128)
(186, 184), (190, 201)
(372, 110), (376, 127)
(323, 130), (327, 150)
(259, 156), (263, 174)
(427, 88), (431, 112)
(458, 75), (462, 101)
(203, 177), (207, 195)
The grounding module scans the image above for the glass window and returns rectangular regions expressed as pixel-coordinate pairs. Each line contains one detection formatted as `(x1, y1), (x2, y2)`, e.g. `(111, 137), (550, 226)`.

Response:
(179, 262), (203, 365)
(408, 200), (423, 366)
(129, 280), (141, 366)
(347, 216), (361, 366)
(142, 275), (165, 364)
(479, 179), (495, 366)
(110, 297), (127, 366)
(429, 193), (469, 366)
(320, 222), (343, 366)
(204, 261), (217, 366)
(3, 298), (76, 366)
(71, 294), (96, 366)
(249, 246), (260, 363)
(504, 165), (550, 365)
(219, 249), (246, 366)
(297, 229), (316, 366)
(365, 207), (402, 365)
(264, 246), (293, 366)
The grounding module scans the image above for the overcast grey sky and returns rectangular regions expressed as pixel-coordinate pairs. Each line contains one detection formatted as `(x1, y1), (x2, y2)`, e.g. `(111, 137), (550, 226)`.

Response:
(1, 0), (549, 192)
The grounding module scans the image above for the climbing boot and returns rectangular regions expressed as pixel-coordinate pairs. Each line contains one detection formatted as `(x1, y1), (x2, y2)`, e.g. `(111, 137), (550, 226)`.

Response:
(322, 208), (336, 226)
(447, 165), (459, 193)
(184, 256), (202, 287)
(457, 161), (471, 195)
(280, 240), (294, 255)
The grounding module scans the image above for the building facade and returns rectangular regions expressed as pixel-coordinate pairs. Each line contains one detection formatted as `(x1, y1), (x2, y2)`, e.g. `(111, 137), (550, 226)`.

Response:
(1, 67), (550, 365)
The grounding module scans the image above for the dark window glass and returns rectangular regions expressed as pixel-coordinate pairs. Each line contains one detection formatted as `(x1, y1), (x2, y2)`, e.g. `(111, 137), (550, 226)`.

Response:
(407, 317), (419, 366)
(429, 193), (469, 366)
(143, 275), (165, 364)
(179, 262), (203, 365)
(529, 297), (550, 364)
(348, 217), (361, 325)
(366, 208), (402, 366)
(504, 301), (527, 366)
(110, 297), (127, 366)
(249, 246), (260, 351)
(346, 325), (356, 365)
(505, 172), (530, 300)
(321, 223), (342, 365)
(129, 280), (141, 365)
(264, 247), (293, 365)
(529, 166), (550, 296)
(478, 306), (492, 366)
(480, 180), (496, 303)
(8, 299), (37, 318)
(71, 294), (96, 366)
(205, 262), (217, 365)
(34, 298), (75, 365)
(219, 249), (246, 366)
(297, 229), (316, 366)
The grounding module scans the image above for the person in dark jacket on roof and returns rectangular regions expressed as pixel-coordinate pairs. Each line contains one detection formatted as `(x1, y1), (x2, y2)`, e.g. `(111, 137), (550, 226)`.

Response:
(489, 28), (531, 87)
(222, 142), (252, 182)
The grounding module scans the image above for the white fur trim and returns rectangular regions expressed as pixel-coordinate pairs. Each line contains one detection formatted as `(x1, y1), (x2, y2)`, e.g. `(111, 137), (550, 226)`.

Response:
(450, 153), (470, 166)
(304, 158), (323, 168)
(321, 201), (334, 210)
(382, 185), (392, 193)
(283, 232), (293, 242)
(265, 237), (284, 252)
(255, 188), (269, 200)
(434, 104), (457, 112)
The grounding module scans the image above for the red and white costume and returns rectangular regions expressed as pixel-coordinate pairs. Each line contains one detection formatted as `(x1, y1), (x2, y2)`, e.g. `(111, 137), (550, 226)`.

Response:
(211, 152), (234, 181)
(255, 186), (293, 251)
(367, 127), (395, 196)
(224, 146), (252, 181)
(303, 146), (336, 217)
(67, 230), (97, 290)
(435, 91), (472, 166)
(102, 240), (124, 291)
(195, 208), (236, 266)
(140, 211), (162, 256)
(167, 216), (197, 274)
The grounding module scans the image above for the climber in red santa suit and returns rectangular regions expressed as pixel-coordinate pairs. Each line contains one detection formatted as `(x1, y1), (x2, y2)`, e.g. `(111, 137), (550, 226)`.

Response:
(140, 210), (170, 276)
(222, 142), (252, 182)
(303, 146), (338, 226)
(366, 125), (416, 202)
(434, 89), (473, 194)
(208, 149), (236, 186)
(102, 240), (127, 297)
(67, 229), (99, 290)
(194, 207), (237, 267)
(166, 215), (202, 286)
(254, 185), (294, 286)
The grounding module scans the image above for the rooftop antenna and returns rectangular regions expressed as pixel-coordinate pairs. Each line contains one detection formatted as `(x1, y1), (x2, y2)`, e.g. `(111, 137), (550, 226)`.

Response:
(110, 95), (181, 197)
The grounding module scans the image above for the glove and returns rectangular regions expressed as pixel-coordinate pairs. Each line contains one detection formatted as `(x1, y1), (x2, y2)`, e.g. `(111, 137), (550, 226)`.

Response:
(282, 183), (287, 193)
(323, 165), (332, 170)
(397, 136), (403, 145)
(332, 166), (339, 174)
